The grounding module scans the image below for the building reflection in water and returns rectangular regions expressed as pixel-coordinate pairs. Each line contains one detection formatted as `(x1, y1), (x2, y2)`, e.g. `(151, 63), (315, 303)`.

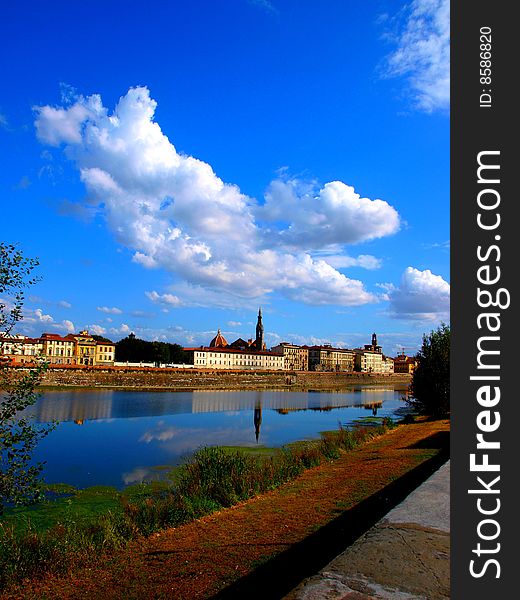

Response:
(25, 388), (394, 426)
(24, 387), (404, 490)
(32, 390), (114, 423)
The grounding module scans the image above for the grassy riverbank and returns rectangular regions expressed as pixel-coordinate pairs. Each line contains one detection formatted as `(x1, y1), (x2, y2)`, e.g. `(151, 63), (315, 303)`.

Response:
(1, 420), (395, 589)
(0, 417), (449, 599)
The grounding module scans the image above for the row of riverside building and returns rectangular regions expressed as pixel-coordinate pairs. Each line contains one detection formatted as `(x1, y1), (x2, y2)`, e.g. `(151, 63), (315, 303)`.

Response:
(0, 309), (417, 373)
(0, 331), (115, 366)
(183, 309), (417, 374)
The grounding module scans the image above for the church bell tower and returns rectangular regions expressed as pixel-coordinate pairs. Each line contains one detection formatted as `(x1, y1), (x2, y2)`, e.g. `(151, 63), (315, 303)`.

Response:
(255, 307), (264, 351)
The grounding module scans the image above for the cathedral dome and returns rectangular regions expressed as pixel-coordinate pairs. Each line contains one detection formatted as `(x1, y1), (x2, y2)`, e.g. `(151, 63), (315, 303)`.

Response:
(209, 329), (228, 348)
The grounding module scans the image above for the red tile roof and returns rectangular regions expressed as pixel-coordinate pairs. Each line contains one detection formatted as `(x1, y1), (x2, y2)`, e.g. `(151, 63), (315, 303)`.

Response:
(209, 329), (228, 348)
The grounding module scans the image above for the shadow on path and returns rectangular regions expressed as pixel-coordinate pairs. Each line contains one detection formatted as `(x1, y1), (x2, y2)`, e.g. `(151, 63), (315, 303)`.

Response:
(209, 441), (449, 600)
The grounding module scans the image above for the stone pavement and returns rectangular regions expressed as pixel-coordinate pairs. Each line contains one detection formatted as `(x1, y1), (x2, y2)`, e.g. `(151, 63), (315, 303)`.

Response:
(283, 460), (450, 600)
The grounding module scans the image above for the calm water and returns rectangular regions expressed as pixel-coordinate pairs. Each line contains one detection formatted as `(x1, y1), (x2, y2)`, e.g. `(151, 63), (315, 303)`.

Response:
(25, 386), (408, 489)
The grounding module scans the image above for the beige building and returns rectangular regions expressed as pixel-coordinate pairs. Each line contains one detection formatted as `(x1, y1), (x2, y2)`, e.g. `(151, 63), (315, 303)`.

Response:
(271, 343), (309, 371)
(354, 349), (383, 373)
(354, 350), (394, 374)
(308, 345), (355, 372)
(41, 333), (76, 365)
(0, 335), (44, 364)
(353, 333), (395, 374)
(381, 355), (395, 374)
(71, 330), (97, 365)
(187, 347), (285, 370)
(95, 340), (116, 365)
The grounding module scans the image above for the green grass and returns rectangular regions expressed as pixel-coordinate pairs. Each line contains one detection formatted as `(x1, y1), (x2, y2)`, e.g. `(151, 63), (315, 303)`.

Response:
(217, 445), (278, 457)
(1, 482), (173, 536)
(353, 416), (389, 425)
(2, 486), (121, 534)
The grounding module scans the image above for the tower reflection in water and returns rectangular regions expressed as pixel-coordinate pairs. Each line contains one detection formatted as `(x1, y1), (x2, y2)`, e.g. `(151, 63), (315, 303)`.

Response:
(254, 392), (262, 442)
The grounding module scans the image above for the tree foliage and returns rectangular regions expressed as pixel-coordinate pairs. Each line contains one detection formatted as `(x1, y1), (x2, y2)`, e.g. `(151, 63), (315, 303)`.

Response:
(0, 243), (40, 334)
(115, 335), (190, 365)
(407, 323), (450, 417)
(0, 243), (52, 513)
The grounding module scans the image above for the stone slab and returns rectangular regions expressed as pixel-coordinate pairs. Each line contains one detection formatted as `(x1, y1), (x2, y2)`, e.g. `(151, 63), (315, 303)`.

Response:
(284, 460), (450, 600)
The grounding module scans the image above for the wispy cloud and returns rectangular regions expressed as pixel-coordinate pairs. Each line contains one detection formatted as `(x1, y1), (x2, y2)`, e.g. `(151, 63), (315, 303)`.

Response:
(97, 306), (123, 315)
(247, 0), (279, 17)
(130, 310), (156, 319)
(383, 0), (449, 112)
(423, 240), (450, 251)
(14, 176), (31, 190)
(316, 253), (382, 270)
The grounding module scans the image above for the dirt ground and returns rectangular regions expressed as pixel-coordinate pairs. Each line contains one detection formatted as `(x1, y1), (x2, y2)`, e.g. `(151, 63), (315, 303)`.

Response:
(4, 419), (449, 600)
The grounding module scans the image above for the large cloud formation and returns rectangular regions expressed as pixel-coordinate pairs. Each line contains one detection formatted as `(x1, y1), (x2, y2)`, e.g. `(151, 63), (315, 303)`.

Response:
(34, 87), (401, 307)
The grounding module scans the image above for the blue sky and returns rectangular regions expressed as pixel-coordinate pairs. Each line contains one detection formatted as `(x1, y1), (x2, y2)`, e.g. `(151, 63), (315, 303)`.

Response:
(0, 0), (449, 355)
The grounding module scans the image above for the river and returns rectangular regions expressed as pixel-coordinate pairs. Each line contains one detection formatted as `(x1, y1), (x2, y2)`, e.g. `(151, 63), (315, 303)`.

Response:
(25, 385), (409, 489)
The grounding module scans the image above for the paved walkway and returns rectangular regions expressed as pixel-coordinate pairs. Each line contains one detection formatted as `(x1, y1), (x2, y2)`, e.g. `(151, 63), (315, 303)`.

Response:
(283, 460), (450, 600)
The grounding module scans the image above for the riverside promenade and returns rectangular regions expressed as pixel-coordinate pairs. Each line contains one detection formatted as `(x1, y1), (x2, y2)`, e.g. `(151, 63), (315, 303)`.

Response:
(284, 460), (450, 600)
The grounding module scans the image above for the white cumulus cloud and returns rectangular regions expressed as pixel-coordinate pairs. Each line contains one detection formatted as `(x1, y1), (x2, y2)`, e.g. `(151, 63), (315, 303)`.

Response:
(387, 266), (450, 320)
(145, 291), (183, 308)
(109, 323), (132, 336)
(50, 319), (75, 334)
(88, 324), (107, 336)
(34, 87), (403, 307)
(258, 178), (400, 249)
(61, 319), (76, 333)
(33, 308), (54, 323)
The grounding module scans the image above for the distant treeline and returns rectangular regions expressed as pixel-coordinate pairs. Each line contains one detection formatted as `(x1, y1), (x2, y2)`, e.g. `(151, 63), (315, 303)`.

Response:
(114, 334), (190, 365)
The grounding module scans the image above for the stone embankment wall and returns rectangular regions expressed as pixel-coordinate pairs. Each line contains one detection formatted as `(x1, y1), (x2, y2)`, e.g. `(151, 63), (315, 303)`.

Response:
(14, 365), (412, 390)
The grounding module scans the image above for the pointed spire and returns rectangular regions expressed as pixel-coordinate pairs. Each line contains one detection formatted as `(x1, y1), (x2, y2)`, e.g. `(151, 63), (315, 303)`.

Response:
(255, 306), (264, 351)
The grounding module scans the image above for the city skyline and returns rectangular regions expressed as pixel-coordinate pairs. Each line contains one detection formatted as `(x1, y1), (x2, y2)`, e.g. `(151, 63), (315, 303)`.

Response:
(0, 0), (449, 356)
